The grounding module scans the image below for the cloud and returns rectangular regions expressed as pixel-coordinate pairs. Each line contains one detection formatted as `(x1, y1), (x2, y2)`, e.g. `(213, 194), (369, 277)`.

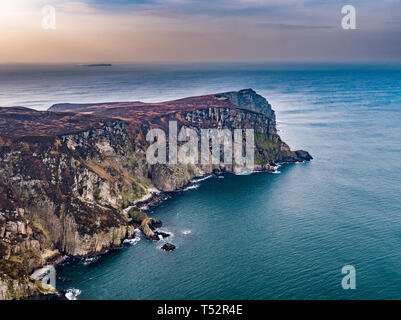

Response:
(58, 1), (97, 14)
(256, 22), (334, 30)
(0, 0), (400, 62)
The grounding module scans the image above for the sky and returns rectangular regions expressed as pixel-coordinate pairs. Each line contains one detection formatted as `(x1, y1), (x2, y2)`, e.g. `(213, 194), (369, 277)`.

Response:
(0, 0), (400, 63)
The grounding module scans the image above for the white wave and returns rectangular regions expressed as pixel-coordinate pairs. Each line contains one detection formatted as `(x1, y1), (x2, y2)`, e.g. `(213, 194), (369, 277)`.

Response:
(65, 288), (81, 300)
(133, 191), (155, 204)
(191, 175), (213, 183)
(158, 228), (174, 239)
(183, 184), (199, 191)
(82, 256), (99, 266)
(217, 176), (224, 179)
(122, 188), (161, 213)
(234, 170), (253, 176)
(123, 237), (140, 245)
(124, 228), (142, 245)
(182, 230), (192, 235)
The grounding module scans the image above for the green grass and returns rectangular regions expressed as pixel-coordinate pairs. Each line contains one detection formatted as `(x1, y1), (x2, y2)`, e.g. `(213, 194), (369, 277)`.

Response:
(254, 133), (280, 164)
(31, 218), (52, 248)
(121, 181), (147, 208)
(255, 133), (277, 151)
(0, 259), (27, 280)
(128, 207), (147, 222)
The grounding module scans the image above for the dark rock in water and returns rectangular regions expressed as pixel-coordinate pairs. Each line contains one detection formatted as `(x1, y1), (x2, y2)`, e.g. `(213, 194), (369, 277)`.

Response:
(161, 243), (176, 251)
(79, 64), (112, 67)
(155, 231), (170, 239)
(143, 229), (170, 241)
(149, 219), (162, 230)
(295, 150), (313, 161)
(145, 233), (160, 241)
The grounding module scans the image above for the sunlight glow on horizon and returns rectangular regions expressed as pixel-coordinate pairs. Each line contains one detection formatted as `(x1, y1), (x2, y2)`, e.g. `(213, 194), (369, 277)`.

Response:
(0, 0), (400, 63)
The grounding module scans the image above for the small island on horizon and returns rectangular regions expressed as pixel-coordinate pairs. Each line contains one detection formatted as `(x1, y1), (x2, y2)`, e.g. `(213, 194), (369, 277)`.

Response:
(76, 64), (112, 67)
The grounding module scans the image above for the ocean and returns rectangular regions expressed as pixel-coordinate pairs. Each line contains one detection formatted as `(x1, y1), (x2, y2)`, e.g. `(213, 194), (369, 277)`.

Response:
(2, 63), (401, 299)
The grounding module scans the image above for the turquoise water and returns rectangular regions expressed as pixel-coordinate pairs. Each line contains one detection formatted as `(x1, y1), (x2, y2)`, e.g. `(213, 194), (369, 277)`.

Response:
(2, 63), (401, 299)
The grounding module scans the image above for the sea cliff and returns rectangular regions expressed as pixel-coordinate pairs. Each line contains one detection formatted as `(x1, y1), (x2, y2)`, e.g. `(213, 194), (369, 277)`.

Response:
(0, 89), (311, 299)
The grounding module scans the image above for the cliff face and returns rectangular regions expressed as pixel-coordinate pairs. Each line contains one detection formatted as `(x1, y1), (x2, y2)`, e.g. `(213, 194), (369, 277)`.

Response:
(147, 106), (298, 191)
(0, 121), (139, 299)
(0, 89), (311, 299)
(215, 88), (276, 121)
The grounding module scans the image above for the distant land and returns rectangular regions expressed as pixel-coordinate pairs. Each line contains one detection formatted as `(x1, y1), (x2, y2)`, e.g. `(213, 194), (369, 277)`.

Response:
(76, 64), (112, 67)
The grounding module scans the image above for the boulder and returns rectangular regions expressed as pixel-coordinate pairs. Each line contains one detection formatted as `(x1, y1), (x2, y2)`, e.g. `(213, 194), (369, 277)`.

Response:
(161, 243), (176, 251)
(295, 150), (313, 161)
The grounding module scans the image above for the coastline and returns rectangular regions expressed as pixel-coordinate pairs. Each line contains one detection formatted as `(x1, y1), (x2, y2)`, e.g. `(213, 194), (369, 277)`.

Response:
(0, 89), (312, 300)
(48, 163), (292, 262)
(45, 162), (303, 300)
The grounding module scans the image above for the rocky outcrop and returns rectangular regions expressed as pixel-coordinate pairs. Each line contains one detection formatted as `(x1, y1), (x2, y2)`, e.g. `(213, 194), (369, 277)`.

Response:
(0, 89), (311, 299)
(215, 88), (276, 121)
(0, 120), (144, 298)
(161, 243), (176, 251)
(0, 276), (56, 300)
(127, 207), (169, 241)
(142, 105), (310, 190)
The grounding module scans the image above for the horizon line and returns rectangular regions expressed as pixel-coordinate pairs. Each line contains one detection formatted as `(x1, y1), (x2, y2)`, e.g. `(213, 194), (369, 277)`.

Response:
(1, 60), (401, 65)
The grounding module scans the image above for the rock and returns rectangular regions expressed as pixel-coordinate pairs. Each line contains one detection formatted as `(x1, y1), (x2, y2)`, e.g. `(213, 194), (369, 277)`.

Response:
(17, 208), (25, 217)
(6, 221), (18, 233)
(136, 193), (170, 210)
(17, 221), (26, 235)
(23, 293), (68, 300)
(0, 224), (5, 238)
(215, 88), (276, 121)
(155, 231), (170, 239)
(149, 219), (162, 230)
(144, 233), (160, 241)
(161, 243), (176, 251)
(295, 150), (313, 161)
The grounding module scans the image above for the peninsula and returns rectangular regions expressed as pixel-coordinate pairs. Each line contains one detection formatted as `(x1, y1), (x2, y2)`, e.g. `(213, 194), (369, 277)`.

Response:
(0, 89), (312, 299)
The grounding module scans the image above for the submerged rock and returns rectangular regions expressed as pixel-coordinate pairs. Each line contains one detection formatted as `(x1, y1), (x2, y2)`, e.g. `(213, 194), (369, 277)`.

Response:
(161, 243), (176, 251)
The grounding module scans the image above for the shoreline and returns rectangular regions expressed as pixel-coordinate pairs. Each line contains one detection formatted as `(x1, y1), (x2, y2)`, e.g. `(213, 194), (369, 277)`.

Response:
(30, 161), (304, 300)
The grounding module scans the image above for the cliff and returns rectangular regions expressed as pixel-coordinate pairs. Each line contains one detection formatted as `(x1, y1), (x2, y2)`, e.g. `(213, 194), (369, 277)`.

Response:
(0, 89), (311, 299)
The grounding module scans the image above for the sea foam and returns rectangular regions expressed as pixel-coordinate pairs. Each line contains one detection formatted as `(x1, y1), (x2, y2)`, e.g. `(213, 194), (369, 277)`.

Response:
(65, 288), (81, 300)
(183, 184), (199, 191)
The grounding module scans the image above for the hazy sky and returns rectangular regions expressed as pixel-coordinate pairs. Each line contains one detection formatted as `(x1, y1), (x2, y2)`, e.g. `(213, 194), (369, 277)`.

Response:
(0, 0), (400, 62)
